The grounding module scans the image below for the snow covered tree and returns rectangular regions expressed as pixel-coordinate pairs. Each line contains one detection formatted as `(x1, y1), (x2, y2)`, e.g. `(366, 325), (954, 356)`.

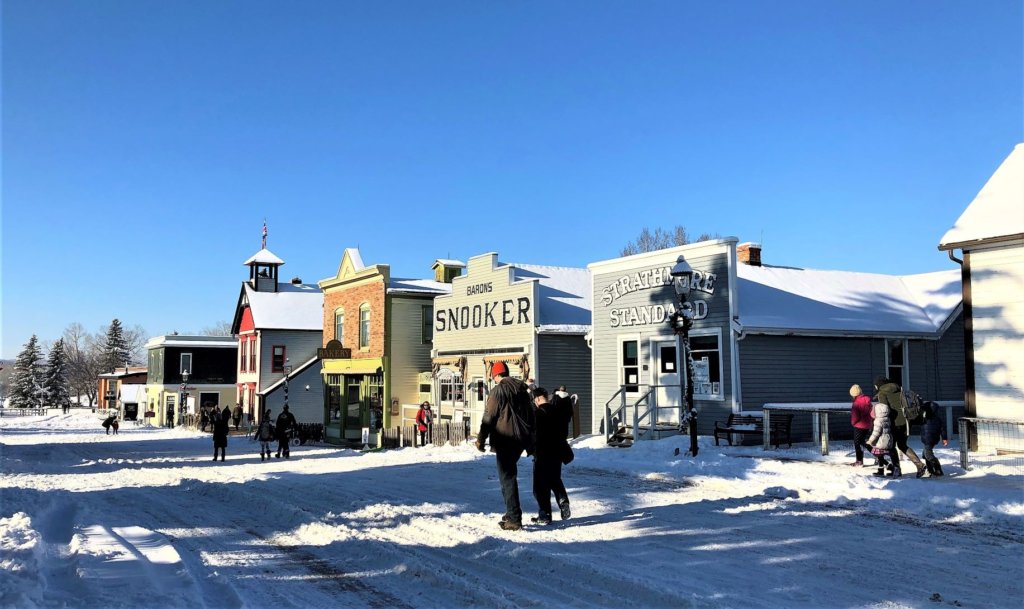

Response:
(100, 319), (131, 373)
(43, 339), (71, 410)
(10, 335), (44, 409)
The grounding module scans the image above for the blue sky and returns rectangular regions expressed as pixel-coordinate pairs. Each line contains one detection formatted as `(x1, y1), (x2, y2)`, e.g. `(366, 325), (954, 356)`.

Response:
(2, 1), (1022, 359)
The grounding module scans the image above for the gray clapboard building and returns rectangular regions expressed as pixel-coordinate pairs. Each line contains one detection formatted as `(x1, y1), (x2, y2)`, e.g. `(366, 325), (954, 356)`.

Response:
(588, 239), (964, 441)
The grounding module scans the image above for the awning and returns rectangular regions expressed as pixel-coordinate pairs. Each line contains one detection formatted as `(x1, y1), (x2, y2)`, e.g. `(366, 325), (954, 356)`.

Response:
(431, 356), (466, 378)
(482, 353), (531, 380)
(321, 357), (385, 376)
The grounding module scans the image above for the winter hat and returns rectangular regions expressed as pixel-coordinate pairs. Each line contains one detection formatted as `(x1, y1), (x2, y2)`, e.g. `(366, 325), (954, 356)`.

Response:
(533, 387), (549, 399)
(849, 384), (862, 398)
(873, 375), (889, 388)
(490, 361), (509, 378)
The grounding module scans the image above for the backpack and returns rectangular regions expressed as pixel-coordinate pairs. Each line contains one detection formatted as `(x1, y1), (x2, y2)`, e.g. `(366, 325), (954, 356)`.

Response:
(898, 389), (924, 424)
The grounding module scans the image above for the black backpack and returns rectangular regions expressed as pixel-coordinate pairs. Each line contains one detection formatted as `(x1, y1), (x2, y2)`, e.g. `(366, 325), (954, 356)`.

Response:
(898, 389), (924, 424)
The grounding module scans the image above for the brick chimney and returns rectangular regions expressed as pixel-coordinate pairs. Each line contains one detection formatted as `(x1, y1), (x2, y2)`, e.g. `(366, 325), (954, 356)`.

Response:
(737, 242), (762, 266)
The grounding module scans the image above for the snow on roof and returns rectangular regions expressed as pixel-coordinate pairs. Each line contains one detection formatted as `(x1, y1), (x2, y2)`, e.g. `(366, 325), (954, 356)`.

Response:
(243, 248), (285, 265)
(145, 335), (238, 349)
(388, 278), (452, 296)
(737, 265), (961, 337)
(536, 324), (591, 335)
(344, 248), (365, 272)
(510, 263), (592, 326)
(940, 143), (1024, 249)
(244, 282), (323, 331)
(259, 355), (320, 396)
(432, 259), (466, 268)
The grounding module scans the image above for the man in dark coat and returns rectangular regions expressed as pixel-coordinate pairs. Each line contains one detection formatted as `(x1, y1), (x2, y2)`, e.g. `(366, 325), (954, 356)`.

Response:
(275, 404), (297, 459)
(212, 408), (229, 461)
(874, 376), (926, 478)
(530, 387), (571, 525)
(919, 402), (948, 476)
(475, 361), (535, 531)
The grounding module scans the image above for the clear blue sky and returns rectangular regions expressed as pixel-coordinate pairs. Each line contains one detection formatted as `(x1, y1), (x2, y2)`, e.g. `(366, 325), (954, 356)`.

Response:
(2, 1), (1022, 359)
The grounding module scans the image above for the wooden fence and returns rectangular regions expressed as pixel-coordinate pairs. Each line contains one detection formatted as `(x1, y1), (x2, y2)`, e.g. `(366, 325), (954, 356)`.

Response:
(380, 420), (472, 449)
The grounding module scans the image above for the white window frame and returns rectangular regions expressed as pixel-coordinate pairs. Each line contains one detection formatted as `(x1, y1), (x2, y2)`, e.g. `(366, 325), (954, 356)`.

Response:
(688, 327), (725, 401)
(334, 308), (345, 344)
(885, 338), (909, 388)
(359, 303), (371, 349)
(618, 334), (642, 395)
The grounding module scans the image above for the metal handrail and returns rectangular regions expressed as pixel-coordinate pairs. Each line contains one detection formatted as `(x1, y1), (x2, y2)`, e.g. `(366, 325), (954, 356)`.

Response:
(605, 385), (683, 443)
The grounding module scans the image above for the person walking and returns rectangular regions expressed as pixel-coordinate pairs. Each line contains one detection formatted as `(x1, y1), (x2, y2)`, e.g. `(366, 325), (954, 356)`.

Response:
(275, 404), (297, 458)
(874, 376), (927, 478)
(919, 401), (948, 477)
(200, 407), (209, 433)
(416, 401), (433, 447)
(212, 407), (229, 462)
(111, 418), (120, 435)
(866, 399), (894, 477)
(256, 409), (275, 462)
(232, 404), (242, 431)
(475, 361), (535, 531)
(102, 414), (115, 435)
(552, 385), (575, 439)
(530, 387), (571, 525)
(849, 384), (873, 466)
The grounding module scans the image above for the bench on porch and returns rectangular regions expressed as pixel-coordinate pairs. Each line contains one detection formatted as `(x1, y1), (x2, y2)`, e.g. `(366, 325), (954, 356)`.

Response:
(714, 413), (793, 448)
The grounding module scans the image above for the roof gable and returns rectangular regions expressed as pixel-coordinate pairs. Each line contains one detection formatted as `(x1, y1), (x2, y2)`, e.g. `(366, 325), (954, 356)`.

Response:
(940, 143), (1024, 249)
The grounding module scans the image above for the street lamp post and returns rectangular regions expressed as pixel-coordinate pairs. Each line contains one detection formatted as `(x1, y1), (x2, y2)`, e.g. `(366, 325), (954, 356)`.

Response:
(669, 254), (699, 457)
(179, 370), (190, 429)
(283, 359), (292, 410)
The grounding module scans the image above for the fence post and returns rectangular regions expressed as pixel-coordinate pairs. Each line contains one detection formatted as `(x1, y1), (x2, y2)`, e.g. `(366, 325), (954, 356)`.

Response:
(959, 418), (969, 470)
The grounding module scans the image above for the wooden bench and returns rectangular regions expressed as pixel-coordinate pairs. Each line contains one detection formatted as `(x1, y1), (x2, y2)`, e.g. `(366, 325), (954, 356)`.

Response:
(714, 413), (793, 448)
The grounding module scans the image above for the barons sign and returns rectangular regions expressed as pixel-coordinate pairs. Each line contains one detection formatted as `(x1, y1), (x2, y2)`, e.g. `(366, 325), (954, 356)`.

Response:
(436, 297), (531, 332)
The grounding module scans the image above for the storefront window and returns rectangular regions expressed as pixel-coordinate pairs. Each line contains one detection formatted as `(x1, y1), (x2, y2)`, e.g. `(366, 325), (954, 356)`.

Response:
(689, 333), (722, 398)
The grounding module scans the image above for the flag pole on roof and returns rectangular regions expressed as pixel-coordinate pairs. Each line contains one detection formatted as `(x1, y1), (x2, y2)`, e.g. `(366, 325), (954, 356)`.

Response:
(262, 219), (268, 249)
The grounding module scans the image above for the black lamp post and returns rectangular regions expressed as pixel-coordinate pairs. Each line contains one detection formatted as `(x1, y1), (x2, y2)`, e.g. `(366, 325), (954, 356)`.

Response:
(283, 359), (292, 409)
(179, 370), (190, 429)
(669, 254), (699, 457)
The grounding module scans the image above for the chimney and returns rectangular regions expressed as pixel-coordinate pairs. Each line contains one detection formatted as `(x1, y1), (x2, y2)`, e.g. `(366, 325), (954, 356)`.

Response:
(737, 242), (762, 266)
(291, 277), (302, 284)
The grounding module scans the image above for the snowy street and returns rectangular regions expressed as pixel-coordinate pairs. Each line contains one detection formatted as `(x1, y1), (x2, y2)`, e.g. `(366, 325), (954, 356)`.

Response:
(2, 411), (1022, 609)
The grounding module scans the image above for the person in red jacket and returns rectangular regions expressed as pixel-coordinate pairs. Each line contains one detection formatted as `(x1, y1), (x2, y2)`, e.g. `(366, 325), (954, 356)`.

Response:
(849, 384), (873, 466)
(416, 401), (433, 447)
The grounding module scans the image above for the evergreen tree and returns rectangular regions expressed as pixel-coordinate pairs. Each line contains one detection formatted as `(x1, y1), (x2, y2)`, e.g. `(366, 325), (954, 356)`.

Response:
(10, 335), (44, 409)
(43, 339), (71, 410)
(100, 319), (130, 373)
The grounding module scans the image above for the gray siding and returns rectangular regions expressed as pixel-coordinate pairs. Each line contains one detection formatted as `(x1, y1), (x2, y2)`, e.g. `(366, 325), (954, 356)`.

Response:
(262, 363), (324, 425)
(259, 329), (324, 424)
(537, 334), (592, 433)
(590, 243), (734, 435)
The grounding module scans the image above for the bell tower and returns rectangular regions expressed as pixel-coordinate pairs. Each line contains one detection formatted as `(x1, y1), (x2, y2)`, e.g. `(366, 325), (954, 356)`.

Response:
(243, 222), (284, 292)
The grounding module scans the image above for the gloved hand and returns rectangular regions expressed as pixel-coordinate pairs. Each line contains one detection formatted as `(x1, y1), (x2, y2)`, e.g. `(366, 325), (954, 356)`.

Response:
(474, 440), (485, 452)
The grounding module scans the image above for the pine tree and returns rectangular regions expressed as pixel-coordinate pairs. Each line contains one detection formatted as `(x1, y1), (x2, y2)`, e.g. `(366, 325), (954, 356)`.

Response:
(43, 339), (71, 410)
(10, 335), (44, 409)
(100, 319), (130, 373)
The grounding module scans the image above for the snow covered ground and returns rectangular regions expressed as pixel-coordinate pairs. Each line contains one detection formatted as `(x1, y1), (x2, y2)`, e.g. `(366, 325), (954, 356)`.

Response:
(1, 411), (1021, 609)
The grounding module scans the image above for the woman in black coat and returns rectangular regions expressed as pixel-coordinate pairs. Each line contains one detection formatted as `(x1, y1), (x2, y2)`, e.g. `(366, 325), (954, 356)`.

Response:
(212, 409), (229, 462)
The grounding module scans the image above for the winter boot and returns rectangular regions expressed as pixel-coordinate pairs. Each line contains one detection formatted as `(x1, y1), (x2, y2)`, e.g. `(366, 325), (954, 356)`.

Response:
(928, 457), (944, 477)
(559, 500), (572, 521)
(530, 513), (552, 525)
(260, 452), (265, 462)
(873, 457), (889, 477)
(499, 520), (522, 531)
(903, 447), (927, 478)
(891, 463), (902, 478)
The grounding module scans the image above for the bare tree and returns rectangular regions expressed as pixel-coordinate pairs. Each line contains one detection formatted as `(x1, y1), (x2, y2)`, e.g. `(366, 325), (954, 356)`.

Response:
(620, 225), (721, 256)
(63, 322), (103, 408)
(201, 320), (234, 336)
(123, 324), (149, 365)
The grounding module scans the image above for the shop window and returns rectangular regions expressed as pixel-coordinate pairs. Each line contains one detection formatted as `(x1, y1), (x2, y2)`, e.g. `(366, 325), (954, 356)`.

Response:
(689, 332), (723, 399)
(421, 305), (433, 344)
(621, 339), (639, 392)
(439, 373), (465, 405)
(272, 345), (286, 372)
(886, 339), (907, 386)
(359, 304), (371, 349)
(334, 308), (345, 344)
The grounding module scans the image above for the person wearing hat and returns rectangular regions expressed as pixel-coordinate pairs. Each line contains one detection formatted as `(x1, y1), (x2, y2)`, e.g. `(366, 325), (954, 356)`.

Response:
(530, 387), (571, 525)
(475, 361), (536, 531)
(275, 404), (298, 459)
(416, 401), (433, 447)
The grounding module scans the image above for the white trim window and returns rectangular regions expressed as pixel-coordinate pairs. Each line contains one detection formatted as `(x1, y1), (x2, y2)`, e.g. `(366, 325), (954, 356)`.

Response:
(359, 304), (371, 349)
(886, 339), (908, 388)
(689, 329), (724, 400)
(334, 308), (345, 344)
(619, 336), (641, 393)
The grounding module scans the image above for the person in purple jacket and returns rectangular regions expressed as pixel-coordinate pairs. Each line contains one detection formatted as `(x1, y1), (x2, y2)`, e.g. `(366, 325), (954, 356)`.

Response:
(849, 384), (874, 466)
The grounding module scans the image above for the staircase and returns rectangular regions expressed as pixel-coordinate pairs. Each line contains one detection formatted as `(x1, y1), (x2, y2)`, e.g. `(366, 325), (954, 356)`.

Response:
(605, 385), (688, 448)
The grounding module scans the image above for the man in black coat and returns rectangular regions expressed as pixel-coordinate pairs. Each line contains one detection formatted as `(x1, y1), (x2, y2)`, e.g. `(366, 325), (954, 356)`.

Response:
(275, 404), (297, 459)
(530, 387), (571, 525)
(475, 362), (535, 531)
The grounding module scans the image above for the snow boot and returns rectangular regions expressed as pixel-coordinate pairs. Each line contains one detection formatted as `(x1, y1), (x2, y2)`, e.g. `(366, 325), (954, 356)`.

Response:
(530, 513), (552, 525)
(928, 457), (944, 477)
(891, 463), (902, 478)
(902, 447), (927, 478)
(499, 520), (522, 531)
(559, 500), (572, 521)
